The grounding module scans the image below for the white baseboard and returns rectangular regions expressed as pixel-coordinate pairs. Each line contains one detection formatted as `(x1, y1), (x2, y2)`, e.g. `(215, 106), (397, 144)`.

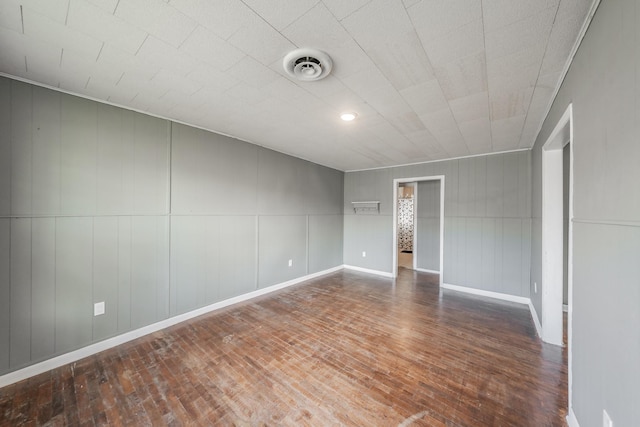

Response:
(529, 301), (543, 339)
(343, 264), (393, 278)
(566, 408), (580, 427)
(415, 268), (440, 274)
(441, 283), (531, 305)
(0, 265), (343, 388)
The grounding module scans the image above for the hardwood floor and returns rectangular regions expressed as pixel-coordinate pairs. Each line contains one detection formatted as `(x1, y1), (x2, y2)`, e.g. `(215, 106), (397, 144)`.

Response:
(0, 269), (567, 426)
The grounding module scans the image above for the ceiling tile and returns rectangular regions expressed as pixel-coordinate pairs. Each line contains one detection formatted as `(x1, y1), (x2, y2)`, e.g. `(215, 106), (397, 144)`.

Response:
(179, 26), (245, 71)
(341, 0), (434, 90)
(115, 0), (197, 48)
(489, 87), (533, 121)
(22, 7), (102, 60)
(485, 5), (556, 61)
(227, 11), (295, 65)
(491, 115), (526, 149)
(458, 117), (492, 153)
(61, 49), (123, 84)
(241, 0), (319, 31)
(226, 56), (281, 88)
(482, 0), (559, 33)
(20, 0), (70, 23)
(186, 63), (239, 90)
(407, 0), (481, 41)
(85, 0), (118, 14)
(135, 36), (199, 76)
(0, 0), (23, 33)
(419, 18), (484, 66)
(168, 0), (254, 40)
(282, 2), (349, 51)
(67, 0), (147, 54)
(399, 79), (448, 116)
(449, 91), (489, 123)
(321, 0), (372, 21)
(151, 68), (201, 95)
(97, 44), (156, 81)
(434, 51), (487, 101)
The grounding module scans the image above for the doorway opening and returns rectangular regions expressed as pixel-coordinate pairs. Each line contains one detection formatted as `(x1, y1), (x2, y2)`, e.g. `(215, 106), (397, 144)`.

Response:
(397, 183), (416, 270)
(392, 176), (444, 286)
(541, 103), (573, 420)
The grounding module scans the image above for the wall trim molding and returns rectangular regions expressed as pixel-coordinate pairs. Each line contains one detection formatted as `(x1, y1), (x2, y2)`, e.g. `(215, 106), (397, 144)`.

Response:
(566, 408), (580, 427)
(343, 265), (394, 278)
(0, 265), (343, 388)
(346, 148), (529, 173)
(415, 268), (440, 274)
(441, 283), (530, 305)
(529, 301), (544, 339)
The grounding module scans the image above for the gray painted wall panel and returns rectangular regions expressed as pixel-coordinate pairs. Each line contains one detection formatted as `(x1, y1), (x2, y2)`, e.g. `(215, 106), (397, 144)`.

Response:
(343, 215), (393, 272)
(529, 0), (640, 423)
(0, 219), (10, 371)
(10, 219), (31, 368)
(171, 216), (207, 315)
(60, 96), (97, 215)
(171, 124), (259, 215)
(308, 214), (343, 274)
(485, 154), (504, 218)
(0, 79), (10, 215)
(458, 158), (472, 217)
(55, 217), (93, 354)
(171, 215), (259, 313)
(130, 216), (168, 328)
(218, 216), (257, 299)
(257, 150), (310, 215)
(572, 223), (640, 426)
(93, 217), (119, 341)
(132, 115), (169, 214)
(502, 152), (520, 218)
(11, 82), (32, 215)
(481, 219), (496, 291)
(30, 218), (56, 361)
(96, 105), (125, 215)
(502, 219), (522, 295)
(117, 216), (132, 333)
(465, 218), (483, 289)
(0, 76), (343, 377)
(258, 216), (307, 288)
(32, 88), (61, 215)
(344, 151), (530, 296)
(416, 180), (440, 272)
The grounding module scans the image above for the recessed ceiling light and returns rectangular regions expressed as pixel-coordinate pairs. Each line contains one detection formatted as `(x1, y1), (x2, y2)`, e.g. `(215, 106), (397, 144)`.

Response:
(340, 112), (357, 121)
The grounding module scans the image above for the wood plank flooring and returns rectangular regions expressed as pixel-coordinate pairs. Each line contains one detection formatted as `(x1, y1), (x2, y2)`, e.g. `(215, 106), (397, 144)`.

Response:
(0, 269), (567, 426)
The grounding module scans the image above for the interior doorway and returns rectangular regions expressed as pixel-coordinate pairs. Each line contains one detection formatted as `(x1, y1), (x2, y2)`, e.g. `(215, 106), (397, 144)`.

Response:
(392, 176), (445, 286)
(397, 183), (416, 270)
(541, 103), (573, 421)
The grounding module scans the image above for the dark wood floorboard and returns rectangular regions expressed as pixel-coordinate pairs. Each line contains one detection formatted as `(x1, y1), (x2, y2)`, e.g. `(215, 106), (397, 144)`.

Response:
(0, 269), (567, 426)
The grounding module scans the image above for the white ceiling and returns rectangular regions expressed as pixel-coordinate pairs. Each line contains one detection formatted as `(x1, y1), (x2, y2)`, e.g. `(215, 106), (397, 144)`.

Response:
(0, 0), (594, 171)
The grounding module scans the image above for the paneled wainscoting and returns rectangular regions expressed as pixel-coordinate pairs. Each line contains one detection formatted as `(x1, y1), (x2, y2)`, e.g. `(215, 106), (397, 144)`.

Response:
(0, 269), (567, 426)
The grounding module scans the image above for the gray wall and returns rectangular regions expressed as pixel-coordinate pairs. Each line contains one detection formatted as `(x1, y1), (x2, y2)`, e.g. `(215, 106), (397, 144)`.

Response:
(416, 180), (440, 272)
(0, 77), (344, 376)
(344, 150), (531, 297)
(530, 0), (640, 424)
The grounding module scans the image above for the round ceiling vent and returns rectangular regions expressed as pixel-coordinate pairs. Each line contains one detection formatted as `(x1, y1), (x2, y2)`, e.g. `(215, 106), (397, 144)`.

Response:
(283, 48), (333, 82)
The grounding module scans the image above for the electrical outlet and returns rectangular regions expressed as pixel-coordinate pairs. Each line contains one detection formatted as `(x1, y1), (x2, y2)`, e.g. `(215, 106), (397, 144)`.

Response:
(288, 259), (292, 267)
(94, 301), (105, 316)
(603, 409), (613, 427)
(362, 251), (366, 257)
(534, 282), (538, 293)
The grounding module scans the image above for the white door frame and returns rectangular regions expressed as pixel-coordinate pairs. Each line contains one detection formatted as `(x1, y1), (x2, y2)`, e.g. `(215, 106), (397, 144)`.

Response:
(392, 176), (445, 286)
(541, 104), (573, 345)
